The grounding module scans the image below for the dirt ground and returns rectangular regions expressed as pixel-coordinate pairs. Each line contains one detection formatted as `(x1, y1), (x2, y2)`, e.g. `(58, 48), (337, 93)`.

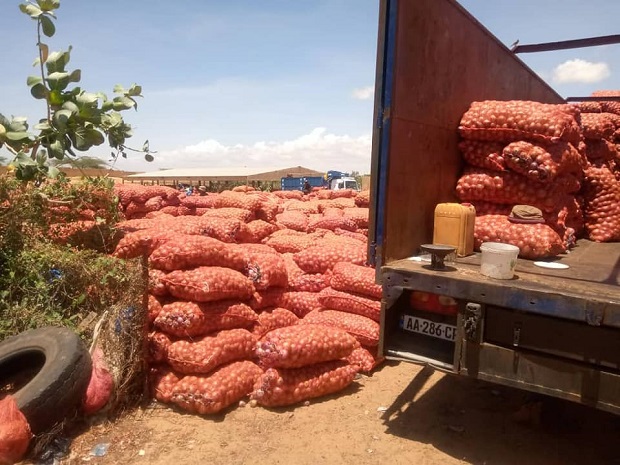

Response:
(35, 361), (619, 465)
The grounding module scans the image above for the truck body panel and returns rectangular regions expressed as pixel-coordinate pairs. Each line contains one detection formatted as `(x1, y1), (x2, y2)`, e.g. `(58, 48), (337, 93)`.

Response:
(370, 0), (620, 414)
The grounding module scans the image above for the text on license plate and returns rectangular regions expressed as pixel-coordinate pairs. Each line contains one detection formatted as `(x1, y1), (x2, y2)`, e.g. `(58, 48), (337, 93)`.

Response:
(400, 315), (457, 342)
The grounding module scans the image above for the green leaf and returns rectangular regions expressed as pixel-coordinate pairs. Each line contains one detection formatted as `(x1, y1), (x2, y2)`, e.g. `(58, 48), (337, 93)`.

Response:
(76, 92), (99, 105)
(47, 139), (65, 159)
(27, 75), (43, 86)
(6, 131), (30, 141)
(47, 165), (60, 178)
(53, 109), (73, 129)
(34, 120), (51, 131)
(113, 84), (125, 94)
(8, 117), (28, 132)
(61, 101), (79, 113)
(46, 71), (70, 90)
(101, 100), (113, 112)
(15, 151), (37, 166)
(69, 69), (81, 83)
(37, 0), (60, 12)
(144, 153), (154, 162)
(142, 140), (150, 152)
(112, 96), (135, 111)
(19, 3), (43, 18)
(30, 83), (47, 99)
(36, 148), (48, 164)
(127, 84), (143, 96)
(45, 46), (71, 73)
(40, 14), (55, 37)
(40, 42), (49, 62)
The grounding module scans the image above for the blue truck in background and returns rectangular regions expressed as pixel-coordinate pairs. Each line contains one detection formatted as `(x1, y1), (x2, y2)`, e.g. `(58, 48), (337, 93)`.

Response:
(280, 170), (360, 192)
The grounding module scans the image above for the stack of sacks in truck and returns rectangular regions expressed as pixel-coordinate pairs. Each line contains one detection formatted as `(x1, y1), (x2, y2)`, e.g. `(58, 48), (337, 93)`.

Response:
(571, 93), (620, 242)
(455, 100), (587, 259)
(111, 184), (384, 415)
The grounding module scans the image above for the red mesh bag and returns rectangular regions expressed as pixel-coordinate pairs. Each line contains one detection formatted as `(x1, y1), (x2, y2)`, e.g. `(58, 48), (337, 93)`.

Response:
(456, 167), (579, 212)
(288, 273), (332, 292)
(574, 101), (602, 113)
(215, 191), (262, 211)
(582, 163), (620, 242)
(161, 266), (254, 302)
(149, 269), (169, 297)
(355, 190), (370, 207)
(581, 113), (615, 140)
(316, 190), (333, 200)
(167, 328), (258, 374)
(342, 207), (369, 229)
(236, 243), (279, 255)
(245, 252), (288, 290)
(148, 235), (229, 271)
(320, 198), (357, 210)
(273, 190), (304, 200)
(154, 300), (258, 337)
(458, 100), (581, 145)
(0, 396), (32, 465)
(113, 229), (174, 259)
(256, 324), (358, 368)
(115, 218), (159, 234)
(275, 211), (310, 232)
(293, 243), (367, 273)
(158, 206), (180, 216)
(322, 207), (345, 217)
(277, 291), (322, 317)
(82, 347), (114, 415)
(301, 310), (380, 346)
(330, 262), (382, 299)
(474, 215), (566, 259)
(318, 232), (368, 248)
(503, 141), (584, 182)
(114, 184), (179, 206)
(180, 194), (219, 209)
(148, 294), (164, 323)
(171, 361), (263, 415)
(256, 199), (280, 223)
(198, 207), (255, 222)
(148, 331), (172, 363)
(282, 253), (304, 283)
(345, 346), (384, 373)
(243, 220), (279, 243)
(318, 287), (381, 322)
(194, 216), (250, 243)
(308, 216), (358, 233)
(459, 140), (507, 171)
(251, 360), (358, 407)
(332, 229), (367, 243)
(262, 232), (318, 253)
(284, 200), (320, 214)
(600, 101), (620, 116)
(585, 139), (617, 162)
(252, 307), (299, 337)
(249, 288), (286, 311)
(150, 366), (181, 403)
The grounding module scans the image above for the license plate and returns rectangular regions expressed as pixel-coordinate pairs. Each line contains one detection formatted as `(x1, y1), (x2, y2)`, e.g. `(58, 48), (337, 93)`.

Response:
(400, 315), (457, 342)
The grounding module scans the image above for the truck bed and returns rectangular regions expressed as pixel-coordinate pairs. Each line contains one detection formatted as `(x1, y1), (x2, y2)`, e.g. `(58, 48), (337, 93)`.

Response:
(382, 239), (620, 328)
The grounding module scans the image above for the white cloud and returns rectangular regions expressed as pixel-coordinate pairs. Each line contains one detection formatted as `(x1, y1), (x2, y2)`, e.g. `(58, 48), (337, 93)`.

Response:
(352, 86), (374, 100)
(144, 128), (372, 174)
(553, 59), (611, 84)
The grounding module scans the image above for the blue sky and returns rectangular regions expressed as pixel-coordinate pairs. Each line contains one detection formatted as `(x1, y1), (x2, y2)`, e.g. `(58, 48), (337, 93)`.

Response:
(1, 0), (619, 175)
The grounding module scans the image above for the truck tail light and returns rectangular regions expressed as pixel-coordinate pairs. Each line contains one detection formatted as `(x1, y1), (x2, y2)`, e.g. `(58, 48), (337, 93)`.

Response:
(410, 291), (458, 316)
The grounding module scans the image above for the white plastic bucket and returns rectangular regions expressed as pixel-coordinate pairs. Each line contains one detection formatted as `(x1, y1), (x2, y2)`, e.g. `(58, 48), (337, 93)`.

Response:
(479, 242), (520, 279)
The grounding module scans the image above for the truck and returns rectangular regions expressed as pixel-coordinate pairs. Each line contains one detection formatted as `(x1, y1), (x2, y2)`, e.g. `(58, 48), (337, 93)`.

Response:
(369, 0), (620, 415)
(280, 171), (360, 192)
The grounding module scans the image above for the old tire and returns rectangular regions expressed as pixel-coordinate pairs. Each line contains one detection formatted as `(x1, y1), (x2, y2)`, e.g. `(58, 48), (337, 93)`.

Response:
(0, 326), (92, 434)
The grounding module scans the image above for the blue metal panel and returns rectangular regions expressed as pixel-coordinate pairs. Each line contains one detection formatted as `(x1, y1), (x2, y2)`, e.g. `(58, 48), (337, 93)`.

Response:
(372, 0), (397, 266)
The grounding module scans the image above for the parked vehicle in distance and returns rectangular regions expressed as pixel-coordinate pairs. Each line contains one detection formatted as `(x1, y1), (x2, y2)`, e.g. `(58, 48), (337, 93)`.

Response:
(280, 170), (360, 191)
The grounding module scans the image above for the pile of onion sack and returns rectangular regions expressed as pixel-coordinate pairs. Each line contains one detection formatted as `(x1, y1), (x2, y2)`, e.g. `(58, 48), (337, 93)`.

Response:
(456, 98), (620, 259)
(110, 184), (383, 416)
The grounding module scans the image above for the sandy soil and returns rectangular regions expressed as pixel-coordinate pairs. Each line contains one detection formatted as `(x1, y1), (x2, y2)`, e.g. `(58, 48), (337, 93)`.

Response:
(35, 361), (619, 465)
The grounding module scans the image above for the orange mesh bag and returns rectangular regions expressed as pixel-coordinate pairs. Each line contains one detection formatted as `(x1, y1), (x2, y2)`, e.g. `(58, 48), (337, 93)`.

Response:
(600, 101), (620, 116)
(308, 216), (358, 233)
(115, 218), (160, 234)
(574, 101), (602, 113)
(288, 272), (332, 293)
(147, 331), (172, 363)
(330, 189), (356, 199)
(502, 141), (584, 182)
(171, 361), (263, 415)
(275, 211), (309, 232)
(256, 324), (358, 368)
(458, 100), (582, 145)
(342, 207), (369, 229)
(215, 191), (262, 211)
(277, 290), (322, 317)
(0, 396), (32, 465)
(150, 366), (181, 403)
(252, 307), (300, 337)
(282, 253), (304, 282)
(251, 360), (358, 407)
(301, 309), (380, 346)
(332, 229), (367, 243)
(584, 139), (617, 162)
(318, 287), (381, 322)
(245, 252), (288, 290)
(322, 207), (345, 217)
(149, 269), (169, 297)
(200, 207), (254, 222)
(459, 140), (507, 171)
(154, 300), (258, 337)
(293, 243), (367, 273)
(474, 215), (566, 259)
(262, 232), (319, 254)
(249, 288), (286, 310)
(284, 200), (321, 214)
(167, 328), (258, 374)
(344, 346), (384, 373)
(456, 167), (579, 212)
(582, 163), (620, 242)
(161, 266), (254, 302)
(194, 216), (250, 243)
(273, 190), (304, 200)
(180, 194), (219, 209)
(355, 190), (370, 207)
(148, 294), (164, 323)
(320, 198), (357, 210)
(233, 185), (256, 192)
(255, 198), (280, 223)
(236, 243), (279, 255)
(330, 262), (382, 299)
(581, 113), (616, 140)
(243, 220), (279, 243)
(148, 235), (229, 271)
